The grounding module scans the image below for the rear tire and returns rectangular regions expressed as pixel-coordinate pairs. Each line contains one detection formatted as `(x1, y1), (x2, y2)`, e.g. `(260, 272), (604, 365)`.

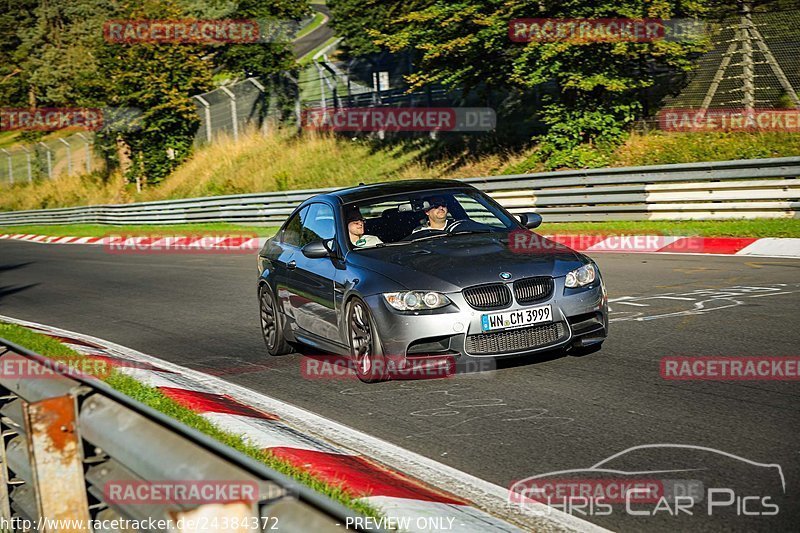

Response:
(260, 285), (293, 356)
(346, 298), (387, 383)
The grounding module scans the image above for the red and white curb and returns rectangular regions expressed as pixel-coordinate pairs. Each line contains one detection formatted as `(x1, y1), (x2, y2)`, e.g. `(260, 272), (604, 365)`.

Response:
(0, 233), (263, 250)
(2, 232), (800, 258)
(0, 315), (607, 533)
(541, 235), (800, 258)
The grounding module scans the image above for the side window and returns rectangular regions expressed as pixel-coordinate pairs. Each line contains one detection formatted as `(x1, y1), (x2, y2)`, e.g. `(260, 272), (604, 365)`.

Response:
(281, 207), (307, 247)
(300, 203), (336, 247)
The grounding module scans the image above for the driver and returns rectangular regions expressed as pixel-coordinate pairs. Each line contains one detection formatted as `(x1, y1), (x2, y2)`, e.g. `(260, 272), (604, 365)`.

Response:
(346, 208), (383, 248)
(412, 196), (457, 233)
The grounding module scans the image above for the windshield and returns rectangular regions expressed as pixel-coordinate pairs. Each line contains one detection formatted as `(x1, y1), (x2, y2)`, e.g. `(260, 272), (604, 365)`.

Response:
(343, 189), (518, 248)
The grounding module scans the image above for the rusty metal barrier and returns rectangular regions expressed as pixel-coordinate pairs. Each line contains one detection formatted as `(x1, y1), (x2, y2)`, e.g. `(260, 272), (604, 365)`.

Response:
(0, 337), (373, 532)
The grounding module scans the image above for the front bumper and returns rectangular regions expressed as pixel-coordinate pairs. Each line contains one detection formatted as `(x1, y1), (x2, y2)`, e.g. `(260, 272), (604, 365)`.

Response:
(365, 276), (608, 370)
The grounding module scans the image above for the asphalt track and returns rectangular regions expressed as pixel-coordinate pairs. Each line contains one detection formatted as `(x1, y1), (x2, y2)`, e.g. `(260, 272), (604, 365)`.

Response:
(1, 239), (798, 532)
(293, 5), (333, 60)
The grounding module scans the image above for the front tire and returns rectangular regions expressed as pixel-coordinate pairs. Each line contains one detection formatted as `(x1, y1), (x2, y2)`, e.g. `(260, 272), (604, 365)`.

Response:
(346, 298), (387, 383)
(260, 285), (293, 356)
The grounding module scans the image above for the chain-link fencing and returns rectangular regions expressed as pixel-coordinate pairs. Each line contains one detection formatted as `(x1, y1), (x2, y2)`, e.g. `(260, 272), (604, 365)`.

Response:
(0, 133), (96, 187)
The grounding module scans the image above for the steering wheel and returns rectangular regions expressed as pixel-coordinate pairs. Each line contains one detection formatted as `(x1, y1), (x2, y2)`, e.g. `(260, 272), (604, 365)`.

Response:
(446, 219), (465, 232)
(399, 228), (446, 241)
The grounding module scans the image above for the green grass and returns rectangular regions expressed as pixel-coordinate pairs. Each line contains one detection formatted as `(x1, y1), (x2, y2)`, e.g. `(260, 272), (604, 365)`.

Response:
(0, 223), (280, 238)
(0, 322), (383, 520)
(299, 36), (340, 66)
(3, 220), (797, 239)
(538, 219), (800, 238)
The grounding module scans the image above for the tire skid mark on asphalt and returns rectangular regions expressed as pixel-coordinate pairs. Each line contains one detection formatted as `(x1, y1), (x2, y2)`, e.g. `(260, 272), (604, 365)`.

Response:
(608, 283), (800, 322)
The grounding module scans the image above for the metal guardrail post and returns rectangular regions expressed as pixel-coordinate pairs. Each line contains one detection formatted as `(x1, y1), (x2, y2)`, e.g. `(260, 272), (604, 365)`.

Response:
(194, 95), (213, 144)
(0, 149), (11, 186)
(38, 142), (53, 179)
(247, 78), (269, 135)
(59, 138), (73, 176)
(20, 146), (33, 183)
(23, 394), (91, 531)
(220, 86), (239, 142)
(76, 133), (92, 174)
(0, 339), (371, 531)
(0, 351), (91, 531)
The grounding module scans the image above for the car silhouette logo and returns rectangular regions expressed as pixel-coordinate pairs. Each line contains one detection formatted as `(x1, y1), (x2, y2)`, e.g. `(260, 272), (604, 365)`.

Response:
(500, 272), (512, 280)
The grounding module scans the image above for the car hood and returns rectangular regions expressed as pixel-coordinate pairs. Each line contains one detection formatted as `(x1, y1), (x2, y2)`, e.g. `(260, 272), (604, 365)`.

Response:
(346, 232), (588, 292)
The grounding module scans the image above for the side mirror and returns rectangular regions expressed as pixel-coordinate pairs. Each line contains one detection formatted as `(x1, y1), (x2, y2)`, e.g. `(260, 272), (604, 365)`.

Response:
(301, 240), (331, 259)
(518, 212), (543, 229)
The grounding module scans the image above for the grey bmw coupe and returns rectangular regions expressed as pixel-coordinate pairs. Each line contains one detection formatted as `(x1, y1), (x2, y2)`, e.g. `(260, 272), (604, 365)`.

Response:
(257, 180), (608, 382)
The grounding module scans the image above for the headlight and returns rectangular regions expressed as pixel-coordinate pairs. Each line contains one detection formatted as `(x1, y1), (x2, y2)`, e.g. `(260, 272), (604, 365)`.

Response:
(565, 264), (596, 288)
(383, 291), (451, 311)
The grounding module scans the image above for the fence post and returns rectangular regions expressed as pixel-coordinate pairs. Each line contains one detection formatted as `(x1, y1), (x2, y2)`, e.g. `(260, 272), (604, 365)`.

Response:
(76, 133), (92, 173)
(59, 137), (73, 176)
(0, 149), (11, 185)
(194, 95), (213, 144)
(281, 73), (303, 133)
(38, 142), (53, 179)
(220, 86), (238, 141)
(21, 146), (32, 183)
(247, 78), (268, 135)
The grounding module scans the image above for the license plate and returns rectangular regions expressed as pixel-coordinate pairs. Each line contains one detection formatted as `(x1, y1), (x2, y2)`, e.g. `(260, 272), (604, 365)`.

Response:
(481, 305), (552, 332)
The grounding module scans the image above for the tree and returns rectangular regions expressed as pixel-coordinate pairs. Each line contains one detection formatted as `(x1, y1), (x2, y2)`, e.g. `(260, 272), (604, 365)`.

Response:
(328, 0), (434, 56)
(216, 0), (309, 80)
(342, 0), (716, 168)
(0, 0), (38, 107)
(96, 0), (214, 186)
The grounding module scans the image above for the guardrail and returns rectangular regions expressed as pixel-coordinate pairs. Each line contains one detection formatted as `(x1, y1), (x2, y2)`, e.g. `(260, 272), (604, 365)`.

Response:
(0, 337), (370, 532)
(0, 157), (797, 226)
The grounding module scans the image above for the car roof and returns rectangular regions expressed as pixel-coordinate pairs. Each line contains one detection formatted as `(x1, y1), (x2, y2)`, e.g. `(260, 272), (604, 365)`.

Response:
(324, 179), (475, 204)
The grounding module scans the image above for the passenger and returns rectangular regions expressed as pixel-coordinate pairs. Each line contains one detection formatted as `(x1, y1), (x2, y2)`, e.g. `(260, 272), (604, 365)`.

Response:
(347, 208), (383, 247)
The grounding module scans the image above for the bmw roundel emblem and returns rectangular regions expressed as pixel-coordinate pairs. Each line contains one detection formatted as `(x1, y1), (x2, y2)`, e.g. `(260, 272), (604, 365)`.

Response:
(499, 272), (512, 280)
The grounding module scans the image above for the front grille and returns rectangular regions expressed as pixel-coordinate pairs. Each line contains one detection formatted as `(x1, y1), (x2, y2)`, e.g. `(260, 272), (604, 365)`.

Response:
(513, 277), (554, 305)
(462, 283), (512, 310)
(465, 322), (566, 356)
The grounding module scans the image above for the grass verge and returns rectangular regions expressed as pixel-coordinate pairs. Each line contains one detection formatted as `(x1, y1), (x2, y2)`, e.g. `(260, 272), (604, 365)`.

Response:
(295, 12), (326, 41)
(538, 219), (800, 238)
(0, 223), (280, 238)
(2, 220), (798, 239)
(0, 322), (382, 520)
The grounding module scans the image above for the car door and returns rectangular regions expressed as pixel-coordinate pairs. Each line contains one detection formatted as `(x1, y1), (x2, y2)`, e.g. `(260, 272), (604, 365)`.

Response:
(286, 203), (340, 342)
(273, 206), (307, 326)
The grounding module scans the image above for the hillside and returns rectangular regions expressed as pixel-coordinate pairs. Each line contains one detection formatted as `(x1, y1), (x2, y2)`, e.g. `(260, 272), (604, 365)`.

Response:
(1, 129), (798, 212)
